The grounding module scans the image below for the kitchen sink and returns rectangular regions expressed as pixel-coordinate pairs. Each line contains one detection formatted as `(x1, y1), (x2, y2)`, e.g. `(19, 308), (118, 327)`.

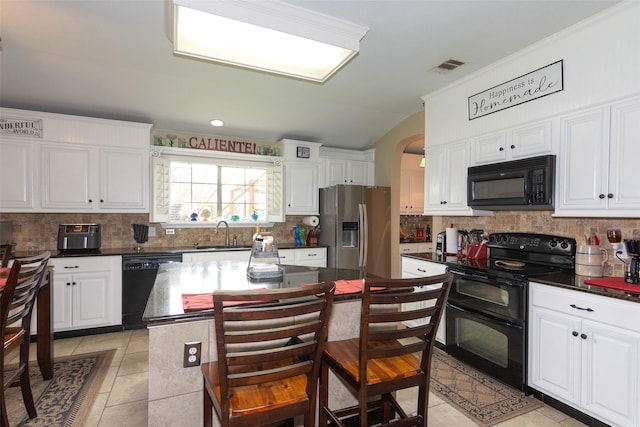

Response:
(194, 245), (252, 251)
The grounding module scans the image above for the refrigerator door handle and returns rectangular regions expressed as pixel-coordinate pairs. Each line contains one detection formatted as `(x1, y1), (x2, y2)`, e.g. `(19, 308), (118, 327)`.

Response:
(359, 203), (368, 268)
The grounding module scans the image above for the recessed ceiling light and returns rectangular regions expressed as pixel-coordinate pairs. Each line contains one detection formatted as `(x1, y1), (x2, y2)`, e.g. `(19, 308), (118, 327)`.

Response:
(210, 119), (224, 127)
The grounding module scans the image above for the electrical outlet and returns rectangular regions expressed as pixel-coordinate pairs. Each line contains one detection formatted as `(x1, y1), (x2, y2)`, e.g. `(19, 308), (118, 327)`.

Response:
(148, 226), (156, 237)
(166, 228), (175, 235)
(183, 342), (201, 367)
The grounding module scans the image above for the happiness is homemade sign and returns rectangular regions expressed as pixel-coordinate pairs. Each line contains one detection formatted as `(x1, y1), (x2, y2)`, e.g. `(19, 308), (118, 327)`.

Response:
(468, 60), (563, 120)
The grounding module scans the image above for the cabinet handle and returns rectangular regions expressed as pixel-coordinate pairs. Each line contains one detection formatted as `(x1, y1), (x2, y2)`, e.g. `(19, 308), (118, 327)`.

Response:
(100, 199), (104, 203)
(66, 282), (71, 286)
(417, 268), (427, 273)
(572, 331), (579, 337)
(599, 194), (605, 199)
(72, 281), (77, 286)
(499, 147), (504, 151)
(307, 253), (317, 257)
(88, 199), (93, 203)
(580, 333), (588, 340)
(570, 304), (594, 312)
(64, 266), (80, 269)
(510, 144), (515, 149)
(607, 193), (613, 199)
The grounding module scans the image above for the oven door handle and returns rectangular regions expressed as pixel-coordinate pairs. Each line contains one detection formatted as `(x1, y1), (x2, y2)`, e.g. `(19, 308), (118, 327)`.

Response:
(447, 302), (524, 329)
(448, 269), (523, 288)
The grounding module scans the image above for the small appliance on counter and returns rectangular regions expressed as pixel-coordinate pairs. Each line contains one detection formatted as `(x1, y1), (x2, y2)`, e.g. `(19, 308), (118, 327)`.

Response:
(624, 240), (640, 284)
(57, 224), (101, 253)
(436, 231), (446, 255)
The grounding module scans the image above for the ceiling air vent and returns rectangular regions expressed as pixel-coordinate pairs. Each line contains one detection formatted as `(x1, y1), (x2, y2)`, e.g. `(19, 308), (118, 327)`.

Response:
(431, 59), (465, 74)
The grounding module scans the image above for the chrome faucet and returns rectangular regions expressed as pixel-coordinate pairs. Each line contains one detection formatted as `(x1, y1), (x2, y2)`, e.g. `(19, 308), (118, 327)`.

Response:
(215, 220), (230, 247)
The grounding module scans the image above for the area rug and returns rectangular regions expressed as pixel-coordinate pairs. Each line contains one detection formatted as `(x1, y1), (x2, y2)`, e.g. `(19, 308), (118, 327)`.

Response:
(5, 349), (115, 426)
(430, 348), (542, 426)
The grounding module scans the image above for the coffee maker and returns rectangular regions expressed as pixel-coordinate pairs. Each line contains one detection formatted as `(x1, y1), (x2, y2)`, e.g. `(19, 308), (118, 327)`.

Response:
(624, 240), (640, 284)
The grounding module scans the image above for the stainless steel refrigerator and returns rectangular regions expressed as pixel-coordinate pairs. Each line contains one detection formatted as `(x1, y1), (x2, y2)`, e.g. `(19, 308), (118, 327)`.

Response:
(318, 185), (391, 278)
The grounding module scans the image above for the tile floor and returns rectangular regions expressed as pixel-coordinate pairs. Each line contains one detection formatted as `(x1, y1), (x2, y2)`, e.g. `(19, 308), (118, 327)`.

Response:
(14, 330), (587, 427)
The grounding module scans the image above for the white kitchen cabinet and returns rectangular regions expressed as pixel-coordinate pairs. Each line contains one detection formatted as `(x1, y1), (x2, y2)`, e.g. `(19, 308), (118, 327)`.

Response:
(399, 243), (434, 255)
(0, 139), (36, 210)
(529, 282), (640, 427)
(424, 140), (490, 216)
(41, 144), (149, 212)
(471, 120), (552, 165)
(280, 139), (321, 215)
(400, 154), (424, 214)
(284, 161), (319, 215)
(401, 256), (447, 344)
(50, 256), (122, 332)
(324, 159), (370, 187)
(319, 147), (374, 188)
(279, 247), (327, 267)
(0, 108), (152, 213)
(182, 250), (251, 263)
(556, 96), (640, 217)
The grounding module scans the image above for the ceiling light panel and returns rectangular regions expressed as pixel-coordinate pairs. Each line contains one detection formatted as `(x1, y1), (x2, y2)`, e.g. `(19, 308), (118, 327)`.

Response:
(171, 0), (369, 82)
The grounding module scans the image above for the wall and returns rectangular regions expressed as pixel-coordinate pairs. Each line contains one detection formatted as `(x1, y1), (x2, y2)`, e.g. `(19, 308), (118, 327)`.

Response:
(423, 2), (640, 145)
(0, 213), (311, 252)
(371, 111), (425, 277)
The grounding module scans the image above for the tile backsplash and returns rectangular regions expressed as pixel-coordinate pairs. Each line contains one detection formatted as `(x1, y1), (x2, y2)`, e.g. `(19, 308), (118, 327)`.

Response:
(442, 212), (640, 277)
(3, 211), (638, 278)
(0, 213), (313, 252)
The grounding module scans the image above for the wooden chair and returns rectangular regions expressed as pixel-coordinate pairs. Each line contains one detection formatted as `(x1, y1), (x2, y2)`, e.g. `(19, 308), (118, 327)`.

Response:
(201, 281), (336, 427)
(0, 251), (50, 426)
(319, 273), (453, 427)
(0, 245), (11, 268)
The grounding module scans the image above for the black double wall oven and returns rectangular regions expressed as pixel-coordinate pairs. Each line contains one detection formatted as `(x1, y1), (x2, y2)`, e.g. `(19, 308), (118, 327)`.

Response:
(444, 233), (576, 391)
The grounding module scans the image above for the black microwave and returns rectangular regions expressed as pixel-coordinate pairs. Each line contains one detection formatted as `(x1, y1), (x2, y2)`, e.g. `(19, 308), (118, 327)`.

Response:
(467, 155), (555, 210)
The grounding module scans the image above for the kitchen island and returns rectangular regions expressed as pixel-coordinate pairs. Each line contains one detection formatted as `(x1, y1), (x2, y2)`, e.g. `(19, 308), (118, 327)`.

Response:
(143, 260), (373, 427)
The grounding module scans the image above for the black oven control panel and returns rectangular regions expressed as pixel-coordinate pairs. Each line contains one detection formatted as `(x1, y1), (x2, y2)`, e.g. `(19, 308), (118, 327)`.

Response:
(488, 233), (575, 255)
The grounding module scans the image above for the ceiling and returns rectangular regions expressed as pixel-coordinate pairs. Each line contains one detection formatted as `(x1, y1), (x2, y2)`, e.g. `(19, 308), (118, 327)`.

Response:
(0, 0), (620, 153)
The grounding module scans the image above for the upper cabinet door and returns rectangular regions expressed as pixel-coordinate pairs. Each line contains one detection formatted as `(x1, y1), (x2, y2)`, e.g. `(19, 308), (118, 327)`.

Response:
(285, 161), (319, 215)
(557, 107), (610, 211)
(0, 139), (36, 210)
(41, 143), (96, 210)
(608, 98), (640, 211)
(100, 148), (149, 211)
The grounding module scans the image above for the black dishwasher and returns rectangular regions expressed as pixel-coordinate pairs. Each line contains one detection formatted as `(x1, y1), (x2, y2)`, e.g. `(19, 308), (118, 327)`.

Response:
(122, 253), (182, 329)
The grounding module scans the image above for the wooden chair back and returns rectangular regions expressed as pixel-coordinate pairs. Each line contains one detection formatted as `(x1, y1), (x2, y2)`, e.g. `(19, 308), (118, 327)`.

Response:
(319, 273), (452, 427)
(360, 273), (452, 389)
(1, 252), (50, 334)
(1, 251), (50, 424)
(0, 244), (11, 268)
(203, 281), (335, 427)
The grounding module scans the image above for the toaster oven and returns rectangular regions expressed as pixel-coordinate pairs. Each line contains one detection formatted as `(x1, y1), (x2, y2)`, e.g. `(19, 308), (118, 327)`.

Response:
(57, 224), (101, 252)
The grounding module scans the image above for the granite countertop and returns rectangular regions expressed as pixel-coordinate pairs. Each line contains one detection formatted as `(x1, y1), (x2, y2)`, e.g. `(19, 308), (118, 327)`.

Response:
(402, 252), (640, 304)
(142, 261), (372, 325)
(14, 244), (325, 258)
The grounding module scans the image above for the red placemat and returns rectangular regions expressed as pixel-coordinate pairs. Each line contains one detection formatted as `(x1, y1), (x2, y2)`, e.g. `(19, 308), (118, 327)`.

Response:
(321, 279), (385, 295)
(182, 289), (269, 311)
(584, 277), (640, 294)
(0, 267), (9, 291)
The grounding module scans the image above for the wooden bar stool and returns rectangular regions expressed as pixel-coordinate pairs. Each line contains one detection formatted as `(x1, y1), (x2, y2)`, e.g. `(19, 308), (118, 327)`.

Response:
(0, 251), (50, 426)
(319, 273), (453, 427)
(201, 281), (335, 427)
